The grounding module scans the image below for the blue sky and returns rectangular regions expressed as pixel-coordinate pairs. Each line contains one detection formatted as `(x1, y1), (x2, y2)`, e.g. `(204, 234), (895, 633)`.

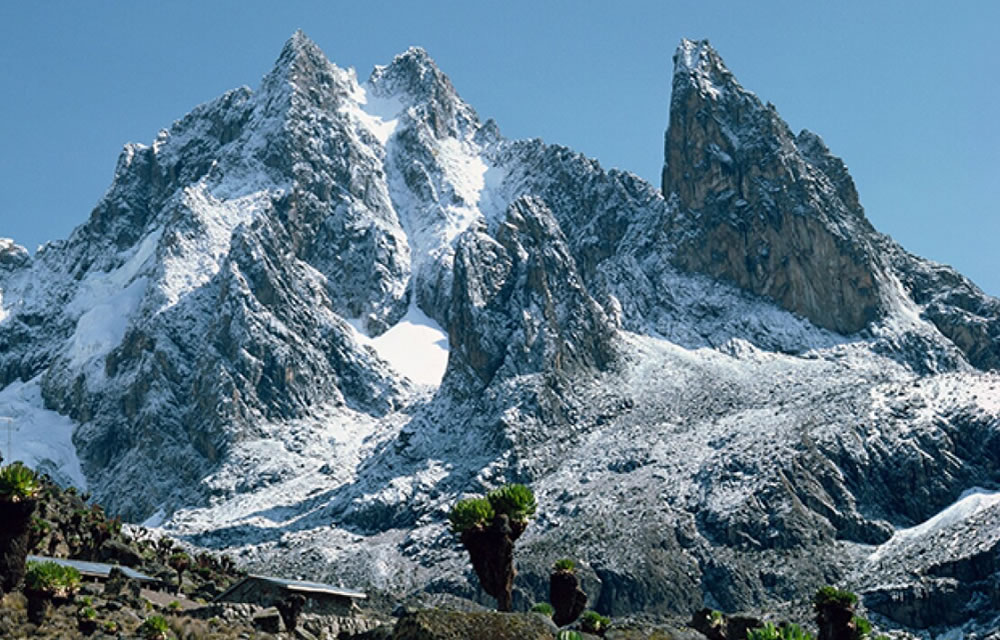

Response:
(1, 1), (997, 295)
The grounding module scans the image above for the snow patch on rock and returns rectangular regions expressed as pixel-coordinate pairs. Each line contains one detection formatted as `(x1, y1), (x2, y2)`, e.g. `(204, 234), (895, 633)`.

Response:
(0, 377), (86, 489)
(870, 488), (1000, 562)
(348, 304), (449, 387)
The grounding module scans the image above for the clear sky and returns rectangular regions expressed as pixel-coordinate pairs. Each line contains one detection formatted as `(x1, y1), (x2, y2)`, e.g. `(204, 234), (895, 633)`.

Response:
(0, 1), (996, 295)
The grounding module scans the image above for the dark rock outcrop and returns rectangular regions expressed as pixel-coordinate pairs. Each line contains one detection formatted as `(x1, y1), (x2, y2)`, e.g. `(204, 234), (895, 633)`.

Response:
(663, 39), (885, 335)
(449, 195), (616, 389)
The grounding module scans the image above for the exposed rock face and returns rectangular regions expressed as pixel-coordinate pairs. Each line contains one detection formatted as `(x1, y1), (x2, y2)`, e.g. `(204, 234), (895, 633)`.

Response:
(448, 196), (615, 390)
(663, 39), (885, 334)
(886, 241), (1000, 371)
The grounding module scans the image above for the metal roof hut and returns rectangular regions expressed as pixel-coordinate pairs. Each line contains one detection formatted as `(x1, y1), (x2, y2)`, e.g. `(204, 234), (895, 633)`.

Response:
(26, 555), (156, 585)
(214, 575), (366, 617)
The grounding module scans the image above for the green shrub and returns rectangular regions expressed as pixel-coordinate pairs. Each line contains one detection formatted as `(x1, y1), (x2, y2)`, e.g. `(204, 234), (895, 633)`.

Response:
(557, 631), (583, 640)
(814, 586), (858, 610)
(747, 623), (814, 640)
(531, 602), (554, 616)
(168, 600), (182, 611)
(103, 620), (119, 633)
(139, 615), (170, 640)
(77, 605), (97, 620)
(0, 462), (40, 502)
(448, 497), (495, 533)
(853, 616), (873, 639)
(487, 483), (537, 522)
(553, 558), (576, 572)
(580, 610), (611, 633)
(25, 560), (81, 595)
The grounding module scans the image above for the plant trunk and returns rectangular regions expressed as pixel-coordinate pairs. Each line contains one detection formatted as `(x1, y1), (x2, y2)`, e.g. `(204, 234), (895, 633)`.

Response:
(550, 569), (587, 626)
(25, 588), (52, 624)
(817, 604), (857, 640)
(0, 499), (37, 593)
(460, 514), (526, 612)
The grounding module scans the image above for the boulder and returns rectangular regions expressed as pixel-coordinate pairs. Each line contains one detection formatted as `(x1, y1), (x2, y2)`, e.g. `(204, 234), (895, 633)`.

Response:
(392, 609), (558, 640)
(97, 539), (143, 567)
(253, 606), (286, 634)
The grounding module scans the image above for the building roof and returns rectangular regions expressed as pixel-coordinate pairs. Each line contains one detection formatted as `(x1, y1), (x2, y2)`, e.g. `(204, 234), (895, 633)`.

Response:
(215, 574), (367, 602)
(27, 555), (156, 582)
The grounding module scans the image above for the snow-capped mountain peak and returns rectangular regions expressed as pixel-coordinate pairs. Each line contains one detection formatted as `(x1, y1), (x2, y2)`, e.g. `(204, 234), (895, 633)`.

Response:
(2, 33), (1000, 635)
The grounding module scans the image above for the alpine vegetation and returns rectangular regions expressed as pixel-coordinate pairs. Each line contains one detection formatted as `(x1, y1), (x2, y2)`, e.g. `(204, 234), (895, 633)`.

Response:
(449, 484), (536, 611)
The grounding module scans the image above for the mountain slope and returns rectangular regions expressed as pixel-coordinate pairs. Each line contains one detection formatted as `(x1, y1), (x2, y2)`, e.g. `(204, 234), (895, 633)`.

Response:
(1, 33), (999, 636)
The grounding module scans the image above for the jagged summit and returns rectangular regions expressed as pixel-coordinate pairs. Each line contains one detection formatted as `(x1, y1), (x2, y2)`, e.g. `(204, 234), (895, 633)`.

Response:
(672, 38), (743, 101)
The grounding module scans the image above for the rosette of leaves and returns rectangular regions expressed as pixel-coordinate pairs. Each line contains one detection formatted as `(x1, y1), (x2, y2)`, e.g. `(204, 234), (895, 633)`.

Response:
(553, 558), (575, 572)
(557, 632), (583, 640)
(580, 610), (611, 634)
(531, 602), (554, 616)
(25, 560), (82, 597)
(77, 605), (99, 635)
(0, 462), (41, 502)
(448, 497), (494, 534)
(487, 484), (537, 522)
(139, 615), (170, 640)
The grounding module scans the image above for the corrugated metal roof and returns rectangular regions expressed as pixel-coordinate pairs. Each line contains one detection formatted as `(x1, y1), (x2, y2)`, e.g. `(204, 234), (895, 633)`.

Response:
(215, 575), (367, 602)
(27, 555), (155, 582)
(256, 575), (367, 600)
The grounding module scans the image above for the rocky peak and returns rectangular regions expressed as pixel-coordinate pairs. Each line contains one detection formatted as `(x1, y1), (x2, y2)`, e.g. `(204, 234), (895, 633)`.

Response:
(259, 30), (354, 114)
(663, 39), (885, 335)
(0, 238), (30, 272)
(369, 46), (479, 140)
(672, 38), (742, 103)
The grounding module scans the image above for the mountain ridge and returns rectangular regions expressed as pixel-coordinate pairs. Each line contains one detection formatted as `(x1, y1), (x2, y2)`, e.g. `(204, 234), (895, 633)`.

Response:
(1, 32), (999, 636)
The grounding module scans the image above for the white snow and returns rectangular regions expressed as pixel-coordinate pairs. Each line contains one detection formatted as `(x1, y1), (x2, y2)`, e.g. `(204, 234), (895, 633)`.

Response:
(67, 277), (147, 373)
(65, 229), (160, 374)
(0, 289), (7, 325)
(142, 508), (167, 528)
(869, 488), (1000, 561)
(348, 304), (449, 387)
(0, 377), (86, 489)
(155, 183), (275, 311)
(352, 82), (402, 145)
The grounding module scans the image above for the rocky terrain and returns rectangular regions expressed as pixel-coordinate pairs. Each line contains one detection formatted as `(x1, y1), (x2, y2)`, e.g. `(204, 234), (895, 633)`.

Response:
(1, 32), (999, 637)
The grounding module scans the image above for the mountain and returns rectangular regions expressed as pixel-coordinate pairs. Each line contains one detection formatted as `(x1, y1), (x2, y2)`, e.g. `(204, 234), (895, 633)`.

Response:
(2, 32), (999, 635)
